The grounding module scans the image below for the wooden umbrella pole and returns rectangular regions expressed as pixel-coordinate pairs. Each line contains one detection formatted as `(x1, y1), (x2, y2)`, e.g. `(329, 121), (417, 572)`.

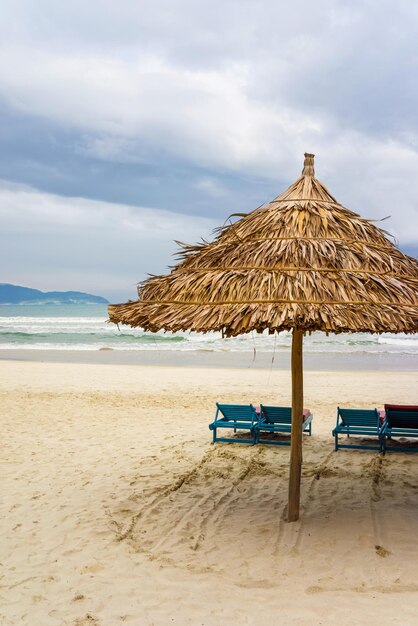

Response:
(287, 329), (304, 522)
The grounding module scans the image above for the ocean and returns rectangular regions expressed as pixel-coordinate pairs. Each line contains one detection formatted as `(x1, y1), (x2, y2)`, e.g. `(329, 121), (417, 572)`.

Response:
(0, 304), (417, 356)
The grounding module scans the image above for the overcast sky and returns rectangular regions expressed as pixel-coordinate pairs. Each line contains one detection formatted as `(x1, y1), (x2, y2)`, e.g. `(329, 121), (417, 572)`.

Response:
(1, 0), (418, 301)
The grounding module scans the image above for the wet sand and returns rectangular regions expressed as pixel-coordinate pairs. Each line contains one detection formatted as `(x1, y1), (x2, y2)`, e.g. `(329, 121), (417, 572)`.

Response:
(1, 348), (417, 370)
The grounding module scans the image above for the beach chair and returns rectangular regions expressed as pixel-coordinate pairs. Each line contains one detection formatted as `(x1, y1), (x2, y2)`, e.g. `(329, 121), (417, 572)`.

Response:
(257, 405), (313, 446)
(209, 403), (259, 444)
(332, 407), (385, 451)
(381, 405), (418, 452)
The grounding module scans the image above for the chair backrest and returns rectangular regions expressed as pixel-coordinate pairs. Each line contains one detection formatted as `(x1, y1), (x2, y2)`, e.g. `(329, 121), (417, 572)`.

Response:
(260, 405), (292, 424)
(216, 403), (256, 422)
(338, 407), (379, 427)
(385, 405), (418, 429)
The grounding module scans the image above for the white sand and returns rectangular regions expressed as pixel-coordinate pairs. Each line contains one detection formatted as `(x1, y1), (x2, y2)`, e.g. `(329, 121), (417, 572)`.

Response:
(1, 360), (418, 626)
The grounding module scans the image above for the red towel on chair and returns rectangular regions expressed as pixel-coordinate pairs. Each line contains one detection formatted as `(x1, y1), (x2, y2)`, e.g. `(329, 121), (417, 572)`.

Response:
(384, 404), (418, 412)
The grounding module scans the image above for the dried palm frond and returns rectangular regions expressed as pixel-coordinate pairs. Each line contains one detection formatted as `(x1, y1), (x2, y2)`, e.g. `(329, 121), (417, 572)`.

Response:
(109, 153), (418, 336)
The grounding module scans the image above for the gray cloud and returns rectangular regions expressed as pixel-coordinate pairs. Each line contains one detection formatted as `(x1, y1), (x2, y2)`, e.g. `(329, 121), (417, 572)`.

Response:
(0, 0), (417, 297)
(0, 182), (217, 300)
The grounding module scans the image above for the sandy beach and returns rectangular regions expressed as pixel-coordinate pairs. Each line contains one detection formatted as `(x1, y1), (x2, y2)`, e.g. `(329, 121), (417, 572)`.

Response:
(1, 359), (418, 625)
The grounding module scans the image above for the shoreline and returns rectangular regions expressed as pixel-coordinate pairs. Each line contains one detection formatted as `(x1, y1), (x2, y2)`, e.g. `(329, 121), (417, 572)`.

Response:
(0, 347), (417, 371)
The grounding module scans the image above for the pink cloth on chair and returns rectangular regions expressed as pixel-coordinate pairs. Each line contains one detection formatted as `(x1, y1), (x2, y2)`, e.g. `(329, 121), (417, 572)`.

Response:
(254, 406), (311, 420)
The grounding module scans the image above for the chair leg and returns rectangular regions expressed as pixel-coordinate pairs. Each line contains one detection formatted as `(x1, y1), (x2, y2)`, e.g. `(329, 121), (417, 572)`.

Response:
(212, 428), (216, 443)
(334, 433), (339, 451)
(254, 428), (259, 444)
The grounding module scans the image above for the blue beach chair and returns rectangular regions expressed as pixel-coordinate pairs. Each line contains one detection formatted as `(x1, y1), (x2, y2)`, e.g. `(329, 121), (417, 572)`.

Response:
(332, 407), (385, 451)
(381, 405), (418, 452)
(209, 403), (259, 444)
(257, 405), (313, 446)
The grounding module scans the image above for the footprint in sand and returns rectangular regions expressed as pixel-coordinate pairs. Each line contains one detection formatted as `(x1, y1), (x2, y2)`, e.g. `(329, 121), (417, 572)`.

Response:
(80, 562), (106, 574)
(375, 544), (391, 557)
(109, 444), (289, 580)
(74, 615), (99, 626)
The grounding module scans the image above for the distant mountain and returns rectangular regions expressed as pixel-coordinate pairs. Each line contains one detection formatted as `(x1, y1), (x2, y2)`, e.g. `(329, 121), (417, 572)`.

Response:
(0, 284), (109, 305)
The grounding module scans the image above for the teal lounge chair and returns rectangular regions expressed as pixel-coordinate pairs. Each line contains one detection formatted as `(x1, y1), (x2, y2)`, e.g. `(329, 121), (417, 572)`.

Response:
(332, 407), (385, 451)
(382, 404), (418, 452)
(209, 403), (259, 444)
(257, 405), (313, 446)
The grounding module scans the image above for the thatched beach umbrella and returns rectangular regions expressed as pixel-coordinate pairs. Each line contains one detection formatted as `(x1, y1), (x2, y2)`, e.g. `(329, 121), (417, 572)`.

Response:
(109, 153), (418, 521)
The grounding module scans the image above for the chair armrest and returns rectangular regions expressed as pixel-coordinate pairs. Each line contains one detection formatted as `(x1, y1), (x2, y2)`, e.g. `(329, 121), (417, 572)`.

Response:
(303, 413), (313, 426)
(379, 421), (388, 435)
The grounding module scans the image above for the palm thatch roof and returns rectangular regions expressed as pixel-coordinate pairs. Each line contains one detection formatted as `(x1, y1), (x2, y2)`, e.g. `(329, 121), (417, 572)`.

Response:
(108, 154), (418, 336)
